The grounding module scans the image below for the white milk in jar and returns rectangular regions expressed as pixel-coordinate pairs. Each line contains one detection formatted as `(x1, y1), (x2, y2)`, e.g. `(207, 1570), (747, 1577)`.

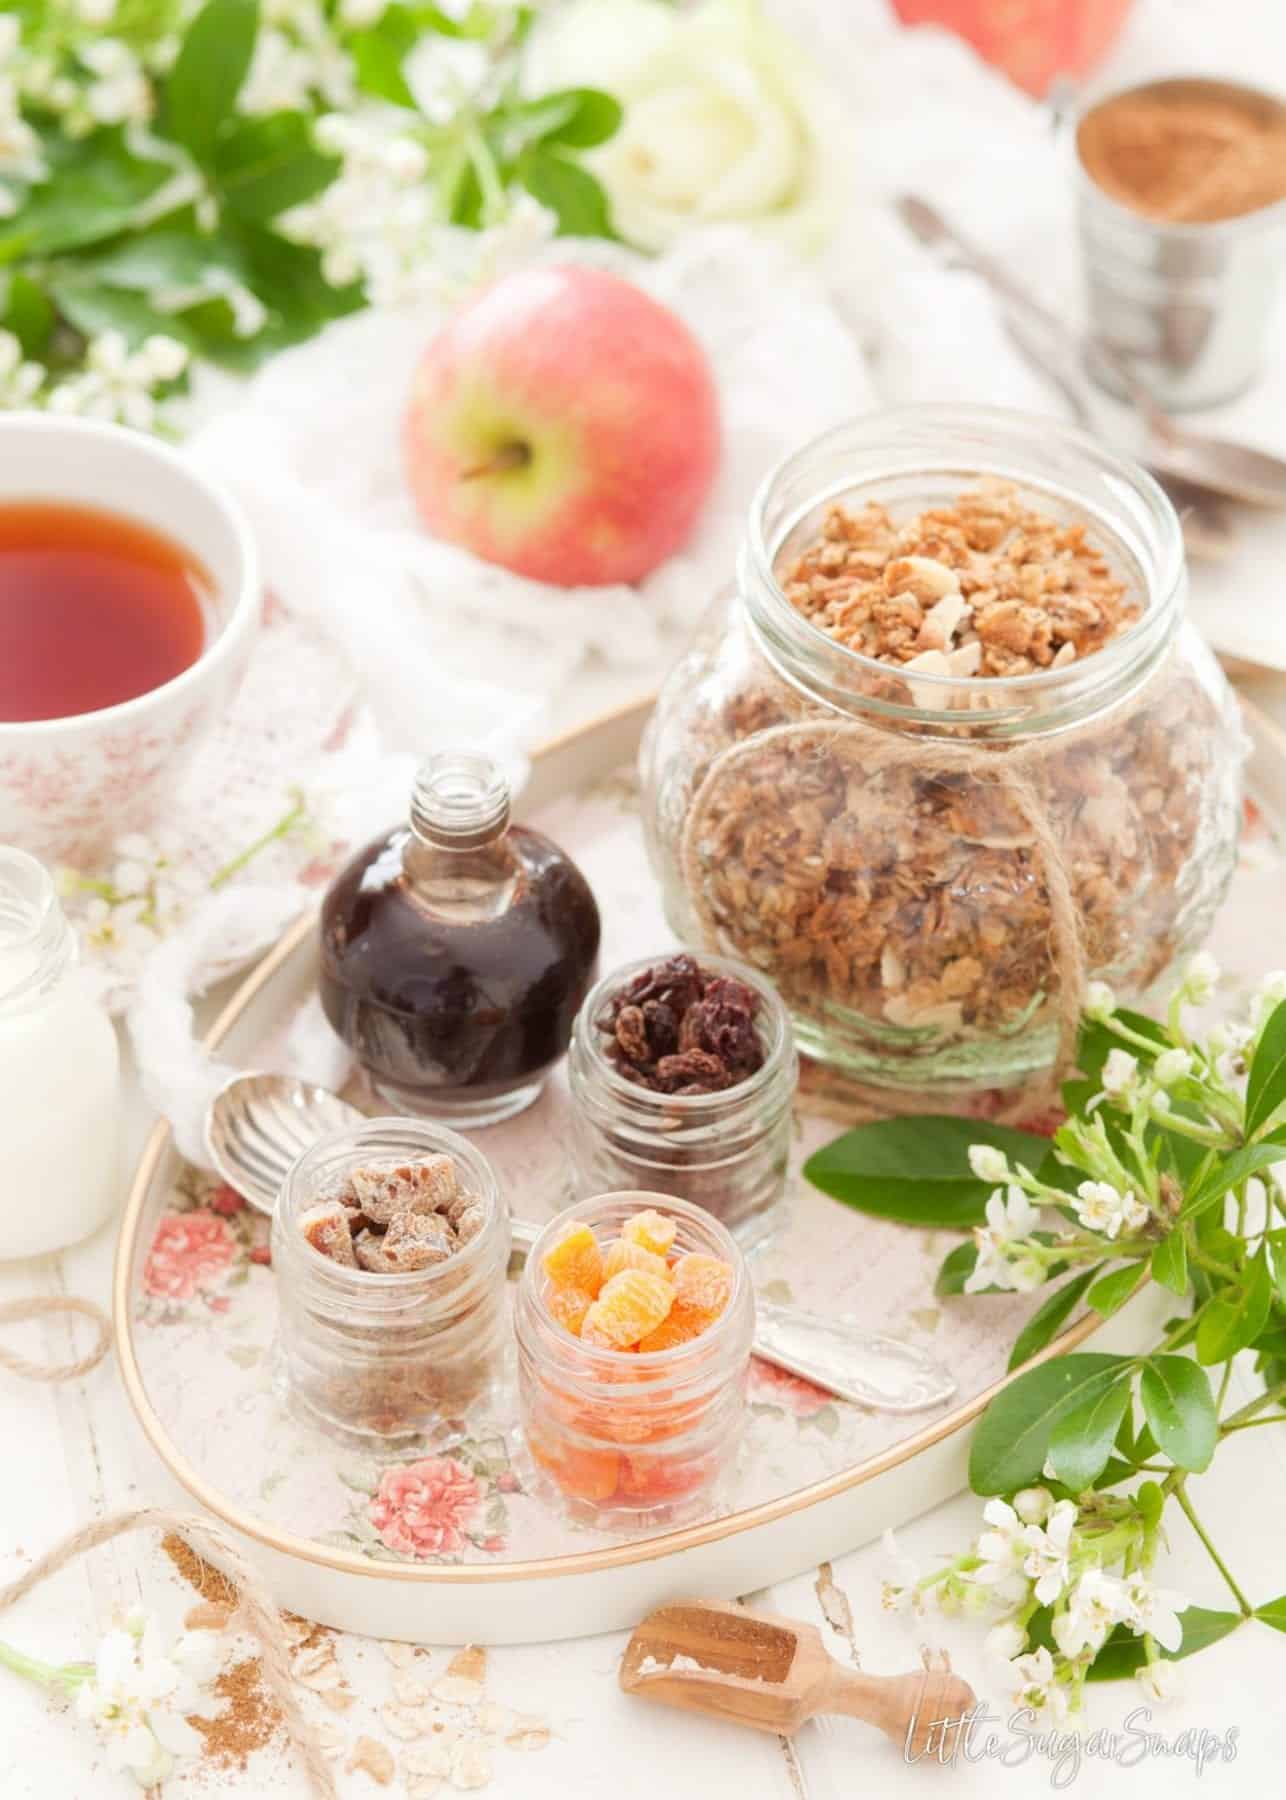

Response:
(0, 848), (119, 1256)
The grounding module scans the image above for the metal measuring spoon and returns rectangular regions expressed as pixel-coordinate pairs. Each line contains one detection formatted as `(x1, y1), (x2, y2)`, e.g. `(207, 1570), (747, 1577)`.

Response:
(900, 193), (1286, 510)
(204, 1071), (958, 1415)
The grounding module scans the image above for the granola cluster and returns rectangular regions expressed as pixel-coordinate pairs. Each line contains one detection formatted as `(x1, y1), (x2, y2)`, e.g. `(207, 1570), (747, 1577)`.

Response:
(665, 484), (1236, 1064)
(597, 954), (764, 1094)
(299, 1154), (487, 1273)
(780, 483), (1139, 680)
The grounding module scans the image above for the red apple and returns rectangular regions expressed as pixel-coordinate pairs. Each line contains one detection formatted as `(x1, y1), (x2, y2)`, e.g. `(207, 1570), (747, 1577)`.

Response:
(890, 0), (1133, 98)
(403, 265), (720, 587)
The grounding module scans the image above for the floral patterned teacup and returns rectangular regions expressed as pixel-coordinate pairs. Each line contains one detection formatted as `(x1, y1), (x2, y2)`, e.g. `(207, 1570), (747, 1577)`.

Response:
(0, 415), (260, 863)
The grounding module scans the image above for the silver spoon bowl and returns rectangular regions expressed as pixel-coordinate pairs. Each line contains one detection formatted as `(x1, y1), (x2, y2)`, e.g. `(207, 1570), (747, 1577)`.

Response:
(204, 1071), (958, 1416)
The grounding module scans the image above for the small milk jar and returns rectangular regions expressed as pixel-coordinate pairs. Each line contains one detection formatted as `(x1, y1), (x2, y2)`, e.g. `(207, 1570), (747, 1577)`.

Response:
(0, 848), (119, 1257)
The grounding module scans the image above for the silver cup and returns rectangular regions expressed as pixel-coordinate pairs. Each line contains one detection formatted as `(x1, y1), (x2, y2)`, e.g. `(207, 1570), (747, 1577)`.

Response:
(1075, 77), (1286, 411)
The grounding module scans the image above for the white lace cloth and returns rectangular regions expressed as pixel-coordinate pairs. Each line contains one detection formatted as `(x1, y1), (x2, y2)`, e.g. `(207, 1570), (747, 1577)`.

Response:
(117, 0), (1286, 1156)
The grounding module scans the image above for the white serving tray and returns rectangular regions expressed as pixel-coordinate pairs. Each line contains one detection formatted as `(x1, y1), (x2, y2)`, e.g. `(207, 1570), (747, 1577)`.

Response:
(114, 694), (1286, 1645)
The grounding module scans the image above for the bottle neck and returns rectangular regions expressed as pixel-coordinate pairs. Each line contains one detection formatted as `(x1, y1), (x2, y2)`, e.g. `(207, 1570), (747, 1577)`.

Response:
(0, 848), (76, 1018)
(405, 750), (518, 924)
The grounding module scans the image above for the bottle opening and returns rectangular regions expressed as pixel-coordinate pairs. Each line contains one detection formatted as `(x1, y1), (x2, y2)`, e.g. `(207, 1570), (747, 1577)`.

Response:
(410, 751), (511, 851)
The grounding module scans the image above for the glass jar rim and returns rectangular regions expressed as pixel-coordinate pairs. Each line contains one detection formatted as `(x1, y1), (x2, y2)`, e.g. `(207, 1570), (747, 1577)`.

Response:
(741, 404), (1186, 728)
(276, 1115), (504, 1291)
(519, 1190), (749, 1371)
(571, 950), (794, 1115)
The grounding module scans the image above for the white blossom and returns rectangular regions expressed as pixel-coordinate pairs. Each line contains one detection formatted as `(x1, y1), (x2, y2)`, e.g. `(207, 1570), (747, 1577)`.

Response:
(1135, 1658), (1181, 1702)
(76, 0), (119, 22)
(1124, 1574), (1189, 1654)
(74, 1612), (218, 1788)
(1012, 1486), (1054, 1526)
(78, 40), (152, 126)
(968, 1143), (1009, 1184)
(339, 0), (390, 24)
(1179, 952), (1220, 1007)
(0, 71), (45, 204)
(0, 329), (43, 408)
(966, 1185), (1040, 1294)
(1101, 1048), (1139, 1097)
(1071, 1179), (1149, 1240)
(985, 1619), (1027, 1661)
(1153, 1047), (1193, 1087)
(1051, 1568), (1132, 1657)
(1084, 980), (1116, 1021)
(970, 1499), (1031, 1603)
(1005, 1646), (1070, 1723)
(47, 331), (188, 431)
(879, 1528), (924, 1616)
(1250, 969), (1286, 1033)
(1021, 1499), (1077, 1604)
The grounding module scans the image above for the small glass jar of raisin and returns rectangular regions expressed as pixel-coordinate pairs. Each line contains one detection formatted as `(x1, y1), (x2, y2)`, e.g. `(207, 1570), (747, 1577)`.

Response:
(566, 952), (797, 1250)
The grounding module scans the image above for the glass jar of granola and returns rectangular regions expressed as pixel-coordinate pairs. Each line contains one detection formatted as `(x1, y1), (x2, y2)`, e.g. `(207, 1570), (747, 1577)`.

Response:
(566, 951), (797, 1250)
(641, 407), (1244, 1109)
(514, 1192), (754, 1527)
(272, 1118), (510, 1441)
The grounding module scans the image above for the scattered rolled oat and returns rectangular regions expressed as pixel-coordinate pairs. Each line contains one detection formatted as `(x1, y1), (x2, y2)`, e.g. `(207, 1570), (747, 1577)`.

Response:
(432, 1644), (487, 1706)
(449, 1741), (493, 1790)
(347, 1734), (396, 1786)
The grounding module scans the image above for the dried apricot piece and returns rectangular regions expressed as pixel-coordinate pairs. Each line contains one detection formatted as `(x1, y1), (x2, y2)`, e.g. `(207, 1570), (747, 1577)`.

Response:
(583, 1268), (673, 1349)
(622, 1209), (676, 1256)
(547, 1286), (594, 1336)
(635, 1299), (715, 1352)
(542, 1221), (603, 1296)
(602, 1237), (670, 1284)
(672, 1253), (733, 1317)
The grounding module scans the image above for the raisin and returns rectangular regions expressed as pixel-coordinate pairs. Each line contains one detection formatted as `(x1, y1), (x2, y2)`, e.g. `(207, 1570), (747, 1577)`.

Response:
(613, 1004), (650, 1064)
(641, 998), (679, 1057)
(655, 1049), (732, 1093)
(679, 996), (759, 1071)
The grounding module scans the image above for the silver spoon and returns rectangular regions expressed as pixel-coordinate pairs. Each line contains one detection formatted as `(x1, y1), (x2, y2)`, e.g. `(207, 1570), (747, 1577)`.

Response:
(204, 1071), (958, 1415)
(899, 194), (1286, 510)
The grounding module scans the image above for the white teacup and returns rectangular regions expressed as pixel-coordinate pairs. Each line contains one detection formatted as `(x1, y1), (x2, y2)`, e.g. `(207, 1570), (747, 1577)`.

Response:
(0, 415), (260, 863)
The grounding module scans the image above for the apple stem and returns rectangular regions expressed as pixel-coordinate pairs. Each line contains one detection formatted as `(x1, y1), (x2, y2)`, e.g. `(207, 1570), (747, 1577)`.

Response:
(459, 443), (531, 481)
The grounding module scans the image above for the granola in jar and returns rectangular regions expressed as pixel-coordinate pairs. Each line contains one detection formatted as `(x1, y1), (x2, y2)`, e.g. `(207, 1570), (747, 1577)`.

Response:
(641, 409), (1244, 1107)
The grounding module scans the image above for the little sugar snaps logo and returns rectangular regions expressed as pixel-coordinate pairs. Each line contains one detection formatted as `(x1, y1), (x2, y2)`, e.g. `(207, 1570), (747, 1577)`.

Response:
(906, 1702), (1239, 1786)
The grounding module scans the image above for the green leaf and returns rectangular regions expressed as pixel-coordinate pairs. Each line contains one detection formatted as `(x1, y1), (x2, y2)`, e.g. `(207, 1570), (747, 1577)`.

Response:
(349, 6), (418, 107)
(935, 1241), (978, 1296)
(1246, 999), (1286, 1138)
(0, 130), (171, 261)
(1046, 1373), (1132, 1492)
(0, 271), (53, 357)
(48, 279), (200, 351)
(1087, 1606), (1242, 1680)
(1255, 1596), (1286, 1634)
(1138, 1355), (1217, 1471)
(1075, 1010), (1170, 1086)
(1087, 1262), (1144, 1319)
(190, 223), (362, 369)
(79, 221), (251, 296)
(517, 146), (612, 236)
(163, 0), (260, 164)
(212, 112), (341, 222)
(1151, 1229), (1189, 1296)
(493, 88), (622, 159)
(1180, 1137), (1286, 1220)
(1196, 1248), (1273, 1365)
(969, 1353), (1131, 1495)
(1007, 1265), (1103, 1371)
(804, 1117), (1054, 1228)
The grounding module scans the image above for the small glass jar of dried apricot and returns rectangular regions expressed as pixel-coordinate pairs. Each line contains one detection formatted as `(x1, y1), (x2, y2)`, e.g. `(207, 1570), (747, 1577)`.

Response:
(514, 1192), (754, 1527)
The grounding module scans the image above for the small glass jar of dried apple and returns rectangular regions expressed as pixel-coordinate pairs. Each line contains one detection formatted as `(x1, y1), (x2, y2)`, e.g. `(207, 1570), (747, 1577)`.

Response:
(272, 1118), (510, 1442)
(641, 406), (1245, 1109)
(514, 1193), (754, 1527)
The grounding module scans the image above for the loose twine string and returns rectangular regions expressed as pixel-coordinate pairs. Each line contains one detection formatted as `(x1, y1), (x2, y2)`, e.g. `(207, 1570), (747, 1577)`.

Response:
(0, 1304), (336, 1796)
(0, 1506), (338, 1800)
(678, 718), (1090, 1123)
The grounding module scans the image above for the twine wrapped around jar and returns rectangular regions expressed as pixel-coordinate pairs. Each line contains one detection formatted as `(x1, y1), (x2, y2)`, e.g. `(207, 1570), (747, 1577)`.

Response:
(679, 717), (1094, 1122)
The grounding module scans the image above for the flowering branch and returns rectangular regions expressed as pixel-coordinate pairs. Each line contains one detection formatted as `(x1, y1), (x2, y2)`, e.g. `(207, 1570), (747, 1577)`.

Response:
(815, 954), (1286, 1705)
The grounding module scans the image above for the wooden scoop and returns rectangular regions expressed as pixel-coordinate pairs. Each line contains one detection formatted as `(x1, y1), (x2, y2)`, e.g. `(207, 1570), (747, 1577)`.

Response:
(621, 1600), (976, 1757)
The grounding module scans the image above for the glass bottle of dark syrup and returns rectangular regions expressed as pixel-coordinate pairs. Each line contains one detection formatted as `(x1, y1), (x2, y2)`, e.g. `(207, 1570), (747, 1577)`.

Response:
(319, 751), (601, 1126)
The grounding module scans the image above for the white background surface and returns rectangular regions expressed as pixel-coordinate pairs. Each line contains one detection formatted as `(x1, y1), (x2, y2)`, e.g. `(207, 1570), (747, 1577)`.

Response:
(5, 0), (1286, 1795)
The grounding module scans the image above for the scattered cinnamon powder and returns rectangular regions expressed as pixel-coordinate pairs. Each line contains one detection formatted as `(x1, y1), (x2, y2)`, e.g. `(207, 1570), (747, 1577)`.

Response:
(189, 1656), (282, 1772)
(162, 1531), (238, 1610)
(1079, 79), (1286, 223)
